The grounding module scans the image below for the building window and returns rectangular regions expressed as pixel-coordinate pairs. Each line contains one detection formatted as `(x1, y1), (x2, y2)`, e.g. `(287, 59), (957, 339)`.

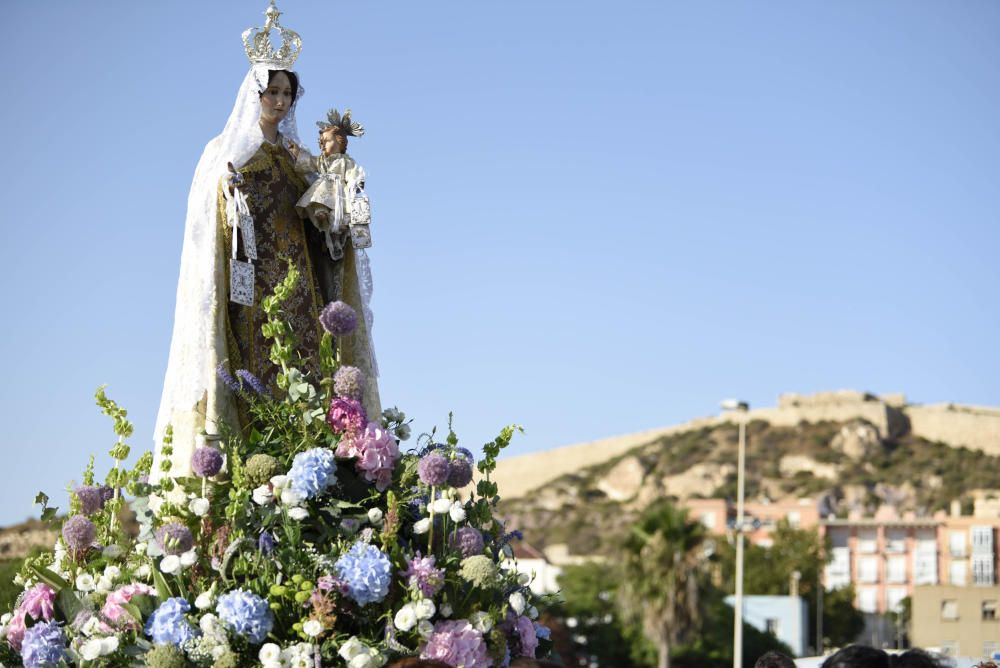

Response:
(973, 555), (996, 586)
(950, 560), (967, 586)
(857, 528), (877, 554)
(941, 599), (959, 621)
(886, 528), (906, 553)
(859, 588), (878, 614)
(886, 588), (908, 614)
(859, 557), (879, 584)
(765, 619), (779, 635)
(786, 511), (801, 528)
(972, 526), (994, 552)
(887, 556), (907, 584)
(949, 530), (966, 557)
(914, 551), (938, 585)
(984, 600), (998, 621)
(984, 641), (998, 659)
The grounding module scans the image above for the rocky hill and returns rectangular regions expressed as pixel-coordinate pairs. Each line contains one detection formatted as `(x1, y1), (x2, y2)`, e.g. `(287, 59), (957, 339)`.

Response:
(0, 518), (56, 561)
(497, 394), (1000, 557)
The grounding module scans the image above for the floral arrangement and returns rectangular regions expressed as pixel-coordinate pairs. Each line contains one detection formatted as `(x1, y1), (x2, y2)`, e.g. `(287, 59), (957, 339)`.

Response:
(0, 265), (550, 667)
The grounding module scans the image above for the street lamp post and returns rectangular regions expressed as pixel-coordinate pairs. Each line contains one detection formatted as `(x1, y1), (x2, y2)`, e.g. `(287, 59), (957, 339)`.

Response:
(721, 399), (749, 668)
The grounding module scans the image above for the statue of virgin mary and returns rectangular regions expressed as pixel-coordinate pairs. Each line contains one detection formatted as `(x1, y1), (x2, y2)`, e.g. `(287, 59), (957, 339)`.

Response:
(152, 2), (380, 482)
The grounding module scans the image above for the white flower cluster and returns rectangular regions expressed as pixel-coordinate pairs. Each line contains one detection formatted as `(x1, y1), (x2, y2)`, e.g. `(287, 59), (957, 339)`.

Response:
(252, 474), (309, 520)
(339, 636), (386, 668)
(75, 563), (124, 594)
(413, 497), (468, 535)
(393, 597), (436, 634)
(159, 548), (199, 576)
(79, 635), (119, 660)
(259, 640), (320, 668)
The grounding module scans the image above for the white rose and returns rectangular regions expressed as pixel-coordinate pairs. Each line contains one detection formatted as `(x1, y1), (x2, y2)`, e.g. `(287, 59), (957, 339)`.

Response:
(103, 565), (121, 581)
(160, 555), (182, 575)
(100, 636), (120, 655)
(261, 662), (282, 668)
(80, 638), (105, 661)
(189, 497), (210, 517)
(417, 620), (434, 639)
(288, 507), (309, 521)
(431, 498), (452, 514)
(470, 611), (493, 633)
(412, 518), (431, 535)
(413, 598), (436, 620)
(199, 613), (221, 634)
(367, 508), (384, 525)
(509, 591), (526, 615)
(259, 643), (282, 663)
(449, 503), (466, 523)
(180, 550), (198, 567)
(291, 658), (313, 668)
(303, 619), (324, 637)
(96, 576), (114, 593)
(382, 407), (404, 422)
(393, 604), (417, 632)
(75, 573), (96, 592)
(136, 564), (152, 580)
(281, 488), (303, 506)
(440, 602), (453, 618)
(102, 545), (123, 559)
(81, 616), (101, 637)
(134, 542), (148, 556)
(195, 591), (215, 610)
(252, 485), (274, 505)
(339, 637), (366, 661)
(270, 475), (289, 490)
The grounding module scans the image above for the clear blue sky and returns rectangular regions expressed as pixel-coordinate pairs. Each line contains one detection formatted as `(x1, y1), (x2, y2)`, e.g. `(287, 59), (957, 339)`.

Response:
(2, 1), (997, 526)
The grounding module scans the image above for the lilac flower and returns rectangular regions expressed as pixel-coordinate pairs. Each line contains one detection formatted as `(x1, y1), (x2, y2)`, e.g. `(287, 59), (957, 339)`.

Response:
(155, 522), (194, 556)
(333, 366), (366, 401)
(512, 615), (538, 658)
(320, 300), (358, 336)
(288, 447), (338, 499)
(216, 363), (240, 393)
(144, 597), (198, 646)
(61, 515), (96, 553)
(191, 446), (224, 478)
(236, 369), (271, 397)
(216, 589), (274, 644)
(420, 620), (491, 668)
(418, 452), (450, 486)
(335, 542), (393, 605)
(447, 458), (474, 488)
(450, 527), (485, 558)
(401, 554), (445, 598)
(20, 620), (66, 668)
(327, 396), (367, 435)
(74, 486), (108, 516)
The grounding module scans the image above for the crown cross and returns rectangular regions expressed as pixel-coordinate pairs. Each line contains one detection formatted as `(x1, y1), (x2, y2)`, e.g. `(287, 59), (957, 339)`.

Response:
(242, 1), (302, 68)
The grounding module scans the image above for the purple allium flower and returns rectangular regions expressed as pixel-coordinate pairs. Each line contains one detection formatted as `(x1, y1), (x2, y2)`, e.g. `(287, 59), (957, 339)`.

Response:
(191, 446), (224, 478)
(155, 522), (194, 556)
(236, 369), (270, 396)
(353, 423), (400, 492)
(418, 452), (450, 486)
(420, 620), (491, 668)
(333, 365), (366, 401)
(334, 541), (393, 606)
(20, 620), (66, 668)
(258, 531), (276, 555)
(320, 300), (358, 336)
(450, 527), (485, 558)
(327, 396), (367, 435)
(216, 589), (274, 644)
(401, 553), (446, 598)
(447, 458), (474, 488)
(216, 363), (240, 393)
(61, 515), (96, 553)
(74, 486), (108, 515)
(144, 597), (197, 646)
(288, 447), (338, 499)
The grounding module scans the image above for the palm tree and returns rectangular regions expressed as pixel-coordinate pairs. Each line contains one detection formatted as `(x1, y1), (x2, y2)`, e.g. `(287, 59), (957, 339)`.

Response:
(618, 499), (708, 668)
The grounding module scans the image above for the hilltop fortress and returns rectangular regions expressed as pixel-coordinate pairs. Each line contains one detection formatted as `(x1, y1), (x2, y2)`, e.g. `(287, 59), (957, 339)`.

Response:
(490, 390), (1000, 501)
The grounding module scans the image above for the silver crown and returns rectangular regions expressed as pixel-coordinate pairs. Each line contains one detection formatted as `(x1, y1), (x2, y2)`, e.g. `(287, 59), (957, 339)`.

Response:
(242, 1), (302, 68)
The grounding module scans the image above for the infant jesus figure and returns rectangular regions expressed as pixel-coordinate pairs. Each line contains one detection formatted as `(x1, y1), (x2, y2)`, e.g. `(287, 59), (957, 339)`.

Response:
(293, 109), (370, 260)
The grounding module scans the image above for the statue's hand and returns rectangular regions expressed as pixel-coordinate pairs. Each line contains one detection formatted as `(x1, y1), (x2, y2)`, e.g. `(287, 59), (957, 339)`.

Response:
(286, 141), (301, 160)
(314, 210), (328, 222)
(225, 162), (243, 195)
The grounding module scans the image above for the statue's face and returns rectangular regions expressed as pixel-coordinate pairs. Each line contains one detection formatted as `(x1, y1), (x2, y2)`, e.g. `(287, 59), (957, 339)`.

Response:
(319, 128), (348, 156)
(260, 71), (294, 125)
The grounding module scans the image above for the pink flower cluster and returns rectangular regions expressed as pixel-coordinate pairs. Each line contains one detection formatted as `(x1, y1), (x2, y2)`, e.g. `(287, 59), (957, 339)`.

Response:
(337, 423), (399, 491)
(5, 583), (56, 650)
(327, 397), (367, 435)
(420, 619), (491, 668)
(101, 583), (156, 629)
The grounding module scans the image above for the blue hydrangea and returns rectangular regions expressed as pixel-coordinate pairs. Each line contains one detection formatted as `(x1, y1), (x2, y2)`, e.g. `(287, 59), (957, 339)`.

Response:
(288, 447), (338, 499)
(216, 589), (274, 644)
(334, 541), (392, 605)
(20, 620), (66, 668)
(144, 597), (198, 646)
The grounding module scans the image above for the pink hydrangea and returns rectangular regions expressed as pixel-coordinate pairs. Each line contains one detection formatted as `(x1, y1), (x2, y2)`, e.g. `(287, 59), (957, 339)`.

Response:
(420, 619), (491, 668)
(20, 583), (56, 622)
(514, 615), (538, 658)
(5, 609), (26, 650)
(353, 423), (400, 491)
(101, 583), (156, 629)
(328, 396), (367, 435)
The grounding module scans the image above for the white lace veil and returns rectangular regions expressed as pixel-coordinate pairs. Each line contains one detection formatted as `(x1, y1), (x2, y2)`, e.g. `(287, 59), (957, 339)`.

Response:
(154, 64), (305, 449)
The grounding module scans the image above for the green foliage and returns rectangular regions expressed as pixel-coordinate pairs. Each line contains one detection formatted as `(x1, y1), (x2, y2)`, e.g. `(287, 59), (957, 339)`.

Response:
(0, 559), (24, 611)
(822, 584), (865, 647)
(556, 563), (641, 668)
